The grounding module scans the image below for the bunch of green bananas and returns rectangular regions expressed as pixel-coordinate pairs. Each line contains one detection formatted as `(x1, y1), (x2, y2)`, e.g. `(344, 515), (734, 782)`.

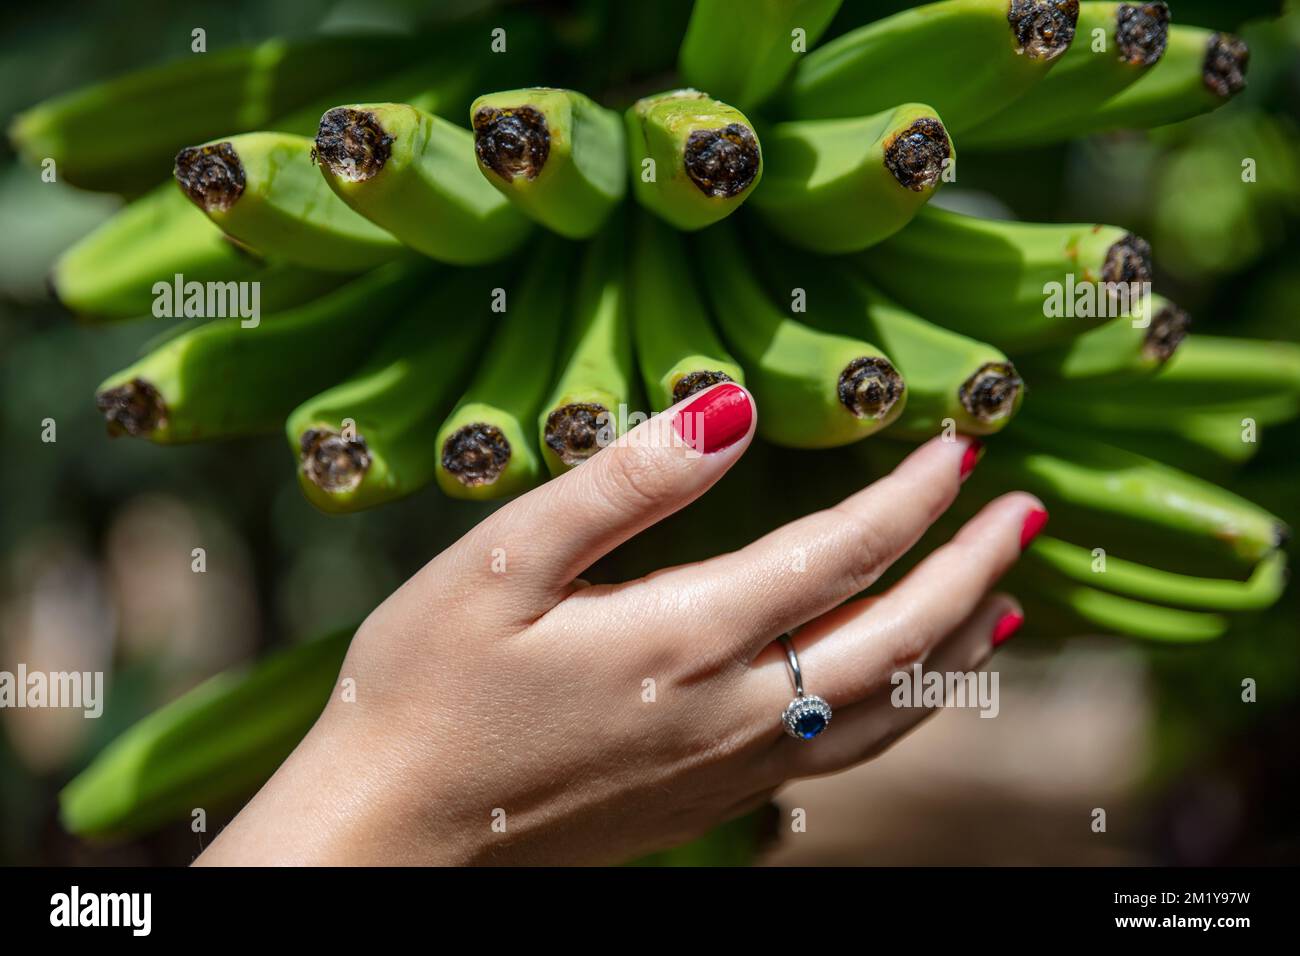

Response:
(18, 0), (1295, 849)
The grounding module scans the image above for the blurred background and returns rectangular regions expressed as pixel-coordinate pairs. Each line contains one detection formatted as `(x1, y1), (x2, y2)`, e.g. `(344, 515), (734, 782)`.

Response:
(1, 0), (1297, 865)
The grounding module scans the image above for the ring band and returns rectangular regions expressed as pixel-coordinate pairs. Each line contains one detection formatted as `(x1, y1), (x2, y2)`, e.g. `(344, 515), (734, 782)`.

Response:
(778, 633), (832, 740)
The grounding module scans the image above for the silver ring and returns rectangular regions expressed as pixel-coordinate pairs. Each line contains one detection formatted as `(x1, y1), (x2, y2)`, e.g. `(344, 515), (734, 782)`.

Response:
(778, 633), (831, 740)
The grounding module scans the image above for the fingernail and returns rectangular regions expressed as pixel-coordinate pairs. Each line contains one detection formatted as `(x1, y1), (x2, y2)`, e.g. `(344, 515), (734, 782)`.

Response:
(1020, 507), (1049, 550)
(959, 440), (984, 482)
(673, 383), (752, 454)
(992, 611), (1024, 648)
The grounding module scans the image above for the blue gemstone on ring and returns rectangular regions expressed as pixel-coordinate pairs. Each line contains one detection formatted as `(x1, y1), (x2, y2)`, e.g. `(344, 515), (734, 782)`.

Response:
(782, 694), (832, 740)
(795, 712), (826, 739)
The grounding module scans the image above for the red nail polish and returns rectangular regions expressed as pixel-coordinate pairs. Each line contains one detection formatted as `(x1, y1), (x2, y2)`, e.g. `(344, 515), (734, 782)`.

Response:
(992, 612), (1024, 648)
(959, 440), (984, 482)
(673, 383), (752, 454)
(1020, 508), (1049, 550)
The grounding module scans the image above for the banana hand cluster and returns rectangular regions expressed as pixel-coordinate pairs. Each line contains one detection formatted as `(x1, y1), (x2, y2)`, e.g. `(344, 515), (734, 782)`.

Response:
(16, 1), (1292, 845)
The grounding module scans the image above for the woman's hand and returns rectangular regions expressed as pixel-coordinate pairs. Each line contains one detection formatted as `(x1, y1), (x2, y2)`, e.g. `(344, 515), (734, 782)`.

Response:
(197, 384), (1045, 866)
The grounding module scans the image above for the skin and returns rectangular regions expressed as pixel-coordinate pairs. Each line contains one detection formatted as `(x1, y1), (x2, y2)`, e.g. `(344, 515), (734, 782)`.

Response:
(197, 385), (1041, 866)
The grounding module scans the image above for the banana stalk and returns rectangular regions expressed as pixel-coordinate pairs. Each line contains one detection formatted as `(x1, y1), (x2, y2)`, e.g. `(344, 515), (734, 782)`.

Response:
(175, 132), (405, 271)
(625, 89), (763, 231)
(964, 1), (1171, 149)
(287, 269), (494, 513)
(678, 0), (844, 110)
(777, 0), (1081, 134)
(696, 223), (906, 449)
(752, 103), (953, 253)
(435, 240), (577, 500)
(95, 262), (427, 443)
(470, 88), (626, 239)
(630, 212), (744, 412)
(60, 628), (351, 839)
(857, 204), (1154, 351)
(538, 221), (636, 474)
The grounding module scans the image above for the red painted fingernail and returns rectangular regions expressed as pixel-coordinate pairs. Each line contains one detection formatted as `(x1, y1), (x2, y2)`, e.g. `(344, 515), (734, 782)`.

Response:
(992, 611), (1024, 648)
(959, 440), (984, 482)
(672, 383), (752, 454)
(1020, 508), (1049, 550)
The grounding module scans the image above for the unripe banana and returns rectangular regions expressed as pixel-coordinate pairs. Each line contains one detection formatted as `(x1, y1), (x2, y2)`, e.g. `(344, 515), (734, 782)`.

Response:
(95, 262), (427, 443)
(59, 628), (351, 838)
(175, 132), (405, 271)
(1027, 536), (1288, 612)
(1067, 26), (1249, 135)
(8, 34), (432, 195)
(1018, 567), (1229, 641)
(965, 1), (1171, 149)
(751, 104), (953, 253)
(625, 89), (763, 231)
(50, 183), (335, 321)
(630, 211), (744, 412)
(857, 204), (1154, 350)
(287, 269), (494, 513)
(1086, 335), (1300, 405)
(752, 243), (1020, 438)
(1015, 293), (1189, 384)
(314, 103), (533, 265)
(51, 55), (505, 321)
(968, 420), (1287, 572)
(777, 0), (1081, 134)
(538, 222), (636, 475)
(695, 223), (907, 449)
(678, 0), (844, 110)
(435, 240), (577, 500)
(1023, 395), (1292, 470)
(470, 88), (626, 239)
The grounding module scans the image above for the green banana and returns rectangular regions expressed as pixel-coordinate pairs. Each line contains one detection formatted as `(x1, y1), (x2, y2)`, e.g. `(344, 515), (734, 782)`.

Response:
(8, 35), (431, 195)
(538, 223), (636, 475)
(751, 103), (953, 253)
(1063, 26), (1249, 135)
(314, 103), (533, 264)
(964, 1), (1171, 149)
(630, 211), (745, 412)
(1014, 293), (1189, 384)
(287, 270), (494, 513)
(776, 0), (1081, 134)
(50, 183), (337, 321)
(175, 132), (405, 271)
(857, 204), (1154, 350)
(677, 0), (844, 110)
(1092, 335), (1300, 405)
(625, 89), (763, 231)
(470, 88), (626, 239)
(1022, 396), (1288, 471)
(434, 241), (577, 500)
(95, 262), (426, 443)
(752, 243), (1020, 437)
(1021, 569), (1230, 642)
(696, 223), (906, 449)
(969, 420), (1287, 571)
(60, 628), (351, 839)
(1027, 536), (1288, 612)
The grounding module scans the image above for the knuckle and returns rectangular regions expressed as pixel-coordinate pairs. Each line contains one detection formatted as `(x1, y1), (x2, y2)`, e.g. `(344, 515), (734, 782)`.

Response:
(597, 446), (672, 511)
(826, 505), (889, 593)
